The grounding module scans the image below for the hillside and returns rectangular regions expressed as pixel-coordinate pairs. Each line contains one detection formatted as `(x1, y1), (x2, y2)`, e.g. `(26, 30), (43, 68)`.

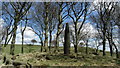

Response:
(0, 45), (120, 67)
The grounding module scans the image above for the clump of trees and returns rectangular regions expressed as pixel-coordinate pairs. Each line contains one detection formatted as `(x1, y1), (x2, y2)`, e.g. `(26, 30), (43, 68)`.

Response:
(1, 2), (120, 59)
(2, 2), (32, 55)
(90, 2), (120, 58)
(31, 39), (37, 45)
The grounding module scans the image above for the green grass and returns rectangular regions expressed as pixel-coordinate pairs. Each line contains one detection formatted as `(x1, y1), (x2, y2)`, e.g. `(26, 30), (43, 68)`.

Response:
(2, 44), (112, 55)
(3, 44), (40, 54)
(1, 44), (120, 66)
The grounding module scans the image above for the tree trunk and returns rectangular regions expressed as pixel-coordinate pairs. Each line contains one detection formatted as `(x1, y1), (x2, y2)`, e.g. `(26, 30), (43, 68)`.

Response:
(102, 38), (106, 56)
(118, 26), (120, 57)
(38, 35), (43, 52)
(107, 38), (113, 56)
(74, 24), (78, 53)
(85, 40), (89, 54)
(10, 22), (17, 55)
(3, 29), (10, 63)
(102, 24), (106, 56)
(40, 37), (43, 52)
(54, 17), (63, 53)
(21, 33), (24, 53)
(74, 44), (78, 53)
(44, 2), (49, 52)
(54, 32), (59, 53)
(64, 23), (70, 55)
(96, 46), (99, 53)
(4, 30), (8, 47)
(95, 40), (99, 54)
(49, 31), (52, 52)
(112, 41), (119, 58)
(118, 26), (120, 41)
(41, 42), (43, 52)
(54, 4), (63, 53)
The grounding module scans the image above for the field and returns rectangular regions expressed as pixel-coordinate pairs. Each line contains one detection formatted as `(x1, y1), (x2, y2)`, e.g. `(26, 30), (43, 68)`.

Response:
(3, 44), (40, 54)
(0, 44), (120, 67)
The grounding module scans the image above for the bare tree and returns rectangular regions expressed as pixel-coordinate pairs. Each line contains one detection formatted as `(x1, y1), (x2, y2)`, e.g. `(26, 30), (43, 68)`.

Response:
(93, 33), (101, 54)
(90, 2), (119, 57)
(111, 3), (120, 58)
(68, 2), (89, 53)
(54, 2), (68, 52)
(47, 3), (58, 52)
(28, 25), (44, 52)
(20, 16), (28, 53)
(30, 3), (45, 52)
(43, 2), (49, 52)
(80, 23), (95, 54)
(48, 17), (57, 52)
(2, 4), (14, 49)
(32, 2), (58, 52)
(3, 2), (32, 55)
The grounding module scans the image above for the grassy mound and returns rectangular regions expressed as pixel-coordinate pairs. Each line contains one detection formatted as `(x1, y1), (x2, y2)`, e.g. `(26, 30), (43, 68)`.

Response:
(1, 45), (120, 66)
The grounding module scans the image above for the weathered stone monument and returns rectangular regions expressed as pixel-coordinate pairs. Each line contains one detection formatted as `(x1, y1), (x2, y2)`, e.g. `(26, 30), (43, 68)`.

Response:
(64, 23), (70, 55)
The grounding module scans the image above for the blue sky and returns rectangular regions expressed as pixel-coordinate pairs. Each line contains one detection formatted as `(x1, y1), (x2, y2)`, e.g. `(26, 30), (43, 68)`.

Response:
(1, 2), (120, 52)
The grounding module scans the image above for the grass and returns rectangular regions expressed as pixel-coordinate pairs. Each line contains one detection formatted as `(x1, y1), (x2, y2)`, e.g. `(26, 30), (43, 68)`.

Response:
(2, 44), (40, 54)
(14, 52), (118, 66)
(1, 44), (120, 66)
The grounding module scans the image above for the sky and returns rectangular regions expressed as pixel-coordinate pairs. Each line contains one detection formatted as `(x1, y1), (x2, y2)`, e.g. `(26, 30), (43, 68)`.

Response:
(0, 18), (4, 42)
(16, 26), (40, 45)
(0, 17), (97, 44)
(1, 2), (120, 51)
(0, 17), (114, 51)
(0, 18), (39, 45)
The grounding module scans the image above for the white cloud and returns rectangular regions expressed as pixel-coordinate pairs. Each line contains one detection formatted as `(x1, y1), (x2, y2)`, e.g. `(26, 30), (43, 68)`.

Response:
(69, 22), (97, 38)
(0, 18), (5, 43)
(0, 19), (39, 45)
(0, 18), (4, 28)
(16, 26), (40, 45)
